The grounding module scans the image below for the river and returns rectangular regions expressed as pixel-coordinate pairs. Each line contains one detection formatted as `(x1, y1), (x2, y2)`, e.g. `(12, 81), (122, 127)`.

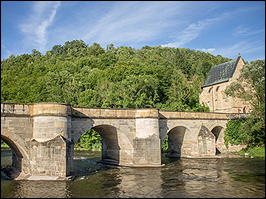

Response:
(1, 147), (265, 198)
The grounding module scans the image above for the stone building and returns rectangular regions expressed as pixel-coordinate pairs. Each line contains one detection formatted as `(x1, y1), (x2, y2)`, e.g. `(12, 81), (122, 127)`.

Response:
(199, 55), (251, 113)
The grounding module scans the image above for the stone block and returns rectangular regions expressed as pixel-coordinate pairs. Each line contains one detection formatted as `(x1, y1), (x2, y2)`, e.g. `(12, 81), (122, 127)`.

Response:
(133, 134), (161, 166)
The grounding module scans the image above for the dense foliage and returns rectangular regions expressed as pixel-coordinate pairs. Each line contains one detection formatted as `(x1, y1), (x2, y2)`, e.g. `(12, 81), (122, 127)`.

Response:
(1, 39), (234, 150)
(1, 39), (230, 110)
(224, 60), (265, 147)
(75, 129), (101, 151)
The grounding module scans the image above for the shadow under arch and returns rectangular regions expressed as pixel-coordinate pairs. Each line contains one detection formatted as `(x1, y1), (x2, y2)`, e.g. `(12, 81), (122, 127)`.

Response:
(211, 126), (223, 154)
(165, 126), (187, 158)
(1, 130), (30, 178)
(74, 124), (122, 165)
(1, 135), (24, 178)
(92, 125), (120, 162)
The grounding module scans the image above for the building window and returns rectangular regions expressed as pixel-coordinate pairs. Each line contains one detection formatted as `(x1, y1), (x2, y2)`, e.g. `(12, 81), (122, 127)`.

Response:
(216, 86), (220, 92)
(208, 87), (212, 93)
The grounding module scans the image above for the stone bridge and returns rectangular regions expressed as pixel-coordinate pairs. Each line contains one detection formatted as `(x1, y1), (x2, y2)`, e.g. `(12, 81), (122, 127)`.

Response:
(1, 102), (246, 178)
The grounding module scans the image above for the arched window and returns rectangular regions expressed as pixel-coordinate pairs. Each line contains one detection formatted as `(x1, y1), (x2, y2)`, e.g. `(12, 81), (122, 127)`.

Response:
(216, 86), (220, 92)
(208, 87), (212, 93)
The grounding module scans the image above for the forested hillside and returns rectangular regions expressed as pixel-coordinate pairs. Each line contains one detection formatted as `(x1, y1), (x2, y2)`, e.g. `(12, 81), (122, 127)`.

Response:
(1, 39), (232, 112)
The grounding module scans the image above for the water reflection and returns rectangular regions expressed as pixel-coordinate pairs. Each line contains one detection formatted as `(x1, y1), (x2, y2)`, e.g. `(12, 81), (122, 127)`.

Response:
(1, 149), (265, 198)
(1, 181), (70, 198)
(115, 167), (163, 197)
(160, 157), (265, 198)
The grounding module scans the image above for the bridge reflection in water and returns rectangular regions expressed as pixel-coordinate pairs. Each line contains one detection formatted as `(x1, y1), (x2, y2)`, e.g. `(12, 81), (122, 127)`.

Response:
(1, 149), (265, 198)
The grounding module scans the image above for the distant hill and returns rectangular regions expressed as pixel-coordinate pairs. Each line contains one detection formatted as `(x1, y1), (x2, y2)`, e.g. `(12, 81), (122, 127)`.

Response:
(1, 39), (231, 112)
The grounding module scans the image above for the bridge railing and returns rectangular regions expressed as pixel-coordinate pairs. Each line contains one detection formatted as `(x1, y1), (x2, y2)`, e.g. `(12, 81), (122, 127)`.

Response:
(1, 103), (31, 115)
(72, 107), (159, 118)
(159, 110), (230, 120)
(229, 113), (250, 120)
(1, 102), (248, 120)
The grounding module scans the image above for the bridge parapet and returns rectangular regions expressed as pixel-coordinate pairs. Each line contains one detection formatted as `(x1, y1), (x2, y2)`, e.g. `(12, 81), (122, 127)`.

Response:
(229, 113), (249, 120)
(72, 107), (159, 119)
(159, 110), (230, 120)
(135, 109), (159, 118)
(72, 107), (136, 118)
(1, 103), (31, 115)
(30, 102), (71, 117)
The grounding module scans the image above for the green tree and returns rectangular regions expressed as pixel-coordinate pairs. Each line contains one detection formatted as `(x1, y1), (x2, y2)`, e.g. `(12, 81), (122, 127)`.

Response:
(202, 61), (212, 77)
(224, 59), (265, 146)
(117, 74), (160, 108)
(75, 129), (101, 151)
(163, 69), (196, 111)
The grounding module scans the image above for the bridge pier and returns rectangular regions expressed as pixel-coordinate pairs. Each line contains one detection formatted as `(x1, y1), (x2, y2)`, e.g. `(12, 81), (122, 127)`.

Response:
(29, 103), (74, 177)
(133, 109), (161, 167)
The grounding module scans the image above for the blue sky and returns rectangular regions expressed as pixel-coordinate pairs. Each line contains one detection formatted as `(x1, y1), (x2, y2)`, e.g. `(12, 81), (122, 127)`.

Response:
(1, 1), (265, 62)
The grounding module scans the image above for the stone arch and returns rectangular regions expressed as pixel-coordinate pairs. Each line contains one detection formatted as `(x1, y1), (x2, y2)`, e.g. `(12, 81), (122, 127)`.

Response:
(73, 123), (133, 164)
(92, 125), (120, 161)
(73, 123), (94, 145)
(165, 126), (187, 158)
(1, 129), (29, 173)
(211, 126), (224, 154)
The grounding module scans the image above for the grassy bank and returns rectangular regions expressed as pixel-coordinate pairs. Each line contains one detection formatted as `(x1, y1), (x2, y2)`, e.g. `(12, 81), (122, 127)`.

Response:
(236, 146), (265, 158)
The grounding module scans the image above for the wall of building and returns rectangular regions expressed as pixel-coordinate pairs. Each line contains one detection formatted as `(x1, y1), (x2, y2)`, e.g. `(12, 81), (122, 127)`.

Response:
(199, 58), (250, 113)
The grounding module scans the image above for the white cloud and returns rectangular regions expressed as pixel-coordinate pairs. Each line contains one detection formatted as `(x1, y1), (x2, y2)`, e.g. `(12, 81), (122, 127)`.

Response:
(82, 1), (187, 47)
(3, 1), (263, 62)
(161, 15), (228, 48)
(234, 25), (265, 36)
(199, 48), (216, 53)
(19, 1), (61, 52)
(160, 4), (262, 49)
(204, 40), (265, 61)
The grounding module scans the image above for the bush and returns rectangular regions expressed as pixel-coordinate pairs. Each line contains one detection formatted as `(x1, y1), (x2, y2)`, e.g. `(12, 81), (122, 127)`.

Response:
(224, 119), (246, 148)
(224, 118), (265, 148)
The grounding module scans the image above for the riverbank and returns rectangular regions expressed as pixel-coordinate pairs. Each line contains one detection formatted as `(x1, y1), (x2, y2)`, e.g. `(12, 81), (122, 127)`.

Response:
(236, 146), (265, 158)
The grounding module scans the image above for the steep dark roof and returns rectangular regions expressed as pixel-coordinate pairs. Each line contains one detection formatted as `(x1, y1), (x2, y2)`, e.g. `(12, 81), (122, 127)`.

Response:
(201, 56), (240, 88)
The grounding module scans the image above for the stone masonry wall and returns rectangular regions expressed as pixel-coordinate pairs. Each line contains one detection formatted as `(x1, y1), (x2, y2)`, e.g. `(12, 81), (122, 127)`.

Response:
(1, 102), (235, 177)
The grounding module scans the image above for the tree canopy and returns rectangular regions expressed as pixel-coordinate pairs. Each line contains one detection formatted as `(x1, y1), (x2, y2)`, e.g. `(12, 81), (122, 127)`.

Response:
(2, 39), (264, 149)
(1, 39), (231, 112)
(224, 59), (265, 147)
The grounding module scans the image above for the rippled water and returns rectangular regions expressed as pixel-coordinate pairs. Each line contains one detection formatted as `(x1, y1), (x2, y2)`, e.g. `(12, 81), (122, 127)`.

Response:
(1, 148), (265, 198)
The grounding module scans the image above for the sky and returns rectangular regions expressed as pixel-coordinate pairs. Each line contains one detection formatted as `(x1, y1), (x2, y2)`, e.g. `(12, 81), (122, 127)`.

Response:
(1, 1), (265, 62)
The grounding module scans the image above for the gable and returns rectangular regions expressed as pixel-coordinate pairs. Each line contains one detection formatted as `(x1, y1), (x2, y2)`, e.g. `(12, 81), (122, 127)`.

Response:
(201, 56), (241, 88)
